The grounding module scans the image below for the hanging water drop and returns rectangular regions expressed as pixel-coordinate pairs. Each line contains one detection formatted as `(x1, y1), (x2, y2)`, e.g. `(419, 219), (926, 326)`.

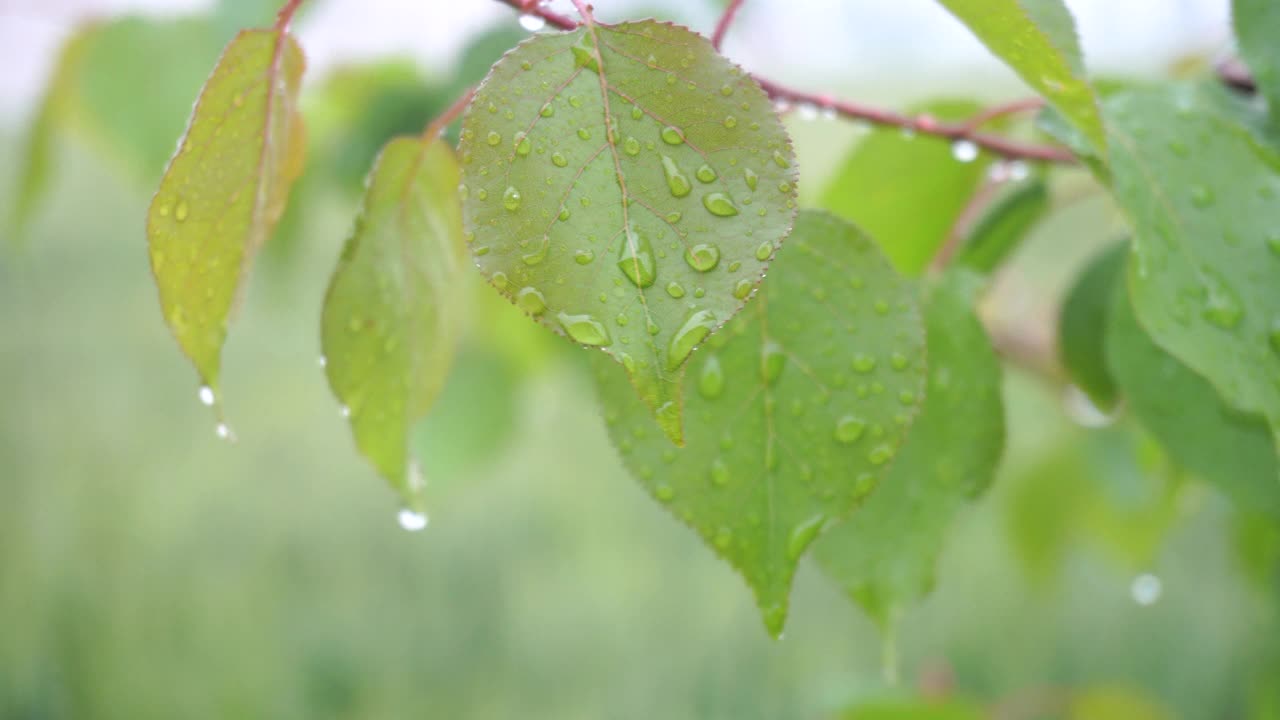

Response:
(518, 13), (546, 31)
(951, 139), (979, 163)
(1130, 573), (1162, 606)
(198, 385), (215, 406)
(796, 103), (818, 121)
(215, 422), (235, 442)
(398, 508), (429, 531)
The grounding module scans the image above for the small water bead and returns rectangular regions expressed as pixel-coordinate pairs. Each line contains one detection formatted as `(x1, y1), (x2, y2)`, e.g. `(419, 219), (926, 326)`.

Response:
(787, 515), (826, 560)
(660, 126), (685, 145)
(743, 168), (758, 191)
(951, 139), (979, 163)
(568, 95), (583, 108)
(577, 128), (591, 140)
(551, 152), (568, 167)
(558, 207), (571, 221)
(890, 352), (909, 370)
(575, 249), (595, 265)
(557, 312), (611, 346)
(503, 186), (522, 211)
(728, 261), (741, 272)
(834, 415), (866, 444)
(772, 150), (790, 169)
(514, 133), (532, 156)
(1190, 184), (1214, 208)
(852, 353), (876, 373)
(696, 164), (717, 183)
(867, 445), (893, 465)
(397, 508), (429, 531)
(694, 287), (706, 298)
(709, 458), (731, 487)
(486, 131), (502, 146)
(540, 103), (555, 117)
(666, 211), (682, 223)
(699, 355), (725, 399)
(198, 385), (215, 406)
(476, 188), (488, 200)
(655, 485), (676, 502)
(684, 243), (720, 272)
(175, 200), (189, 222)
(666, 281), (686, 298)
(661, 155), (692, 198)
(724, 115), (738, 129)
(616, 228), (657, 288)
(778, 181), (792, 194)
(631, 105), (644, 121)
(702, 193), (739, 217)
(668, 309), (718, 369)
(713, 527), (733, 549)
(615, 313), (629, 327)
(490, 272), (509, 290)
(516, 286), (547, 315)
(617, 137), (639, 158)
(732, 279), (753, 299)
(755, 242), (772, 261)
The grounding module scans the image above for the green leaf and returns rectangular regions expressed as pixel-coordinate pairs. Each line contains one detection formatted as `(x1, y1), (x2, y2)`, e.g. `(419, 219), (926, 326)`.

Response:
(1106, 263), (1280, 520)
(1232, 0), (1280, 120)
(957, 177), (1049, 272)
(1104, 83), (1280, 448)
(1067, 686), (1173, 720)
(936, 0), (1105, 154)
(593, 210), (926, 637)
(321, 137), (466, 510)
(458, 19), (798, 445)
(819, 100), (990, 276)
(147, 28), (307, 403)
(1059, 242), (1125, 410)
(815, 269), (1004, 626)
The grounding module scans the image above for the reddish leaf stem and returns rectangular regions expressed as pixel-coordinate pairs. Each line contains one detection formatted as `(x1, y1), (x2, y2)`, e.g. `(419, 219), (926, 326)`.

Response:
(711, 0), (745, 51)
(959, 96), (1045, 131)
(492, 0), (1076, 163)
(421, 87), (476, 141)
(930, 175), (1003, 273)
(274, 0), (305, 31)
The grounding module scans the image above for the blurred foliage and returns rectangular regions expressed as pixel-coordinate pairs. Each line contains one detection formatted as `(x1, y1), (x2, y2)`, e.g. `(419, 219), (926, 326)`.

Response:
(2, 1), (1279, 718)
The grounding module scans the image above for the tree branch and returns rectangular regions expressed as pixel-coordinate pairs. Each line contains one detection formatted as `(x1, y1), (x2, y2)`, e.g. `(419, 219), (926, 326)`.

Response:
(492, 0), (1076, 164)
(711, 0), (745, 51)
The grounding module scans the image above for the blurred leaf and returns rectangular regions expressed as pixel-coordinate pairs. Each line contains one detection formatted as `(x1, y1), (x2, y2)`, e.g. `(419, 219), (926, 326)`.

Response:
(6, 24), (94, 242)
(458, 19), (798, 444)
(1068, 686), (1173, 720)
(75, 17), (227, 183)
(957, 177), (1049, 272)
(936, 0), (1105, 154)
(1232, 511), (1280, 591)
(815, 269), (1004, 626)
(839, 698), (985, 720)
(321, 137), (466, 510)
(1059, 242), (1125, 409)
(1107, 265), (1280, 519)
(1104, 83), (1280, 449)
(1232, 0), (1280, 121)
(410, 343), (521, 486)
(819, 100), (989, 275)
(594, 211), (926, 637)
(147, 29), (307, 400)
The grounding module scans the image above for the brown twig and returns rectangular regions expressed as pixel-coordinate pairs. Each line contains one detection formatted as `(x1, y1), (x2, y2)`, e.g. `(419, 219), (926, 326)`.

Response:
(711, 0), (745, 51)
(493, 0), (1076, 164)
(273, 0), (304, 31)
(421, 87), (476, 141)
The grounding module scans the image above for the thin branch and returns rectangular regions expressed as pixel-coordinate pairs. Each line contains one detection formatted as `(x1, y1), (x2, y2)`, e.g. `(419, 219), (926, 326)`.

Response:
(960, 96), (1044, 132)
(491, 0), (1076, 163)
(274, 0), (304, 31)
(756, 78), (1076, 163)
(421, 87), (476, 141)
(930, 175), (1003, 273)
(711, 0), (745, 51)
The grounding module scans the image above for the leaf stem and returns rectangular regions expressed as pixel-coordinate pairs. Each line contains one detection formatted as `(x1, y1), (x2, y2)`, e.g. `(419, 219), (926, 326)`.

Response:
(959, 97), (1045, 132)
(490, 0), (1076, 164)
(930, 175), (1004, 273)
(273, 0), (305, 32)
(421, 87), (476, 141)
(711, 0), (745, 51)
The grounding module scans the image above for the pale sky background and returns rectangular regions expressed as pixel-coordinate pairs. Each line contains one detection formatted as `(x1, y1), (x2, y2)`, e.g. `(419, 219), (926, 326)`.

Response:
(0, 0), (1234, 120)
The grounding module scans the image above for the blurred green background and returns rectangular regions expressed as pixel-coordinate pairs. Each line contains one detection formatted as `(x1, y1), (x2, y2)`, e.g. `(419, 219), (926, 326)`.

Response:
(2, 1), (1279, 718)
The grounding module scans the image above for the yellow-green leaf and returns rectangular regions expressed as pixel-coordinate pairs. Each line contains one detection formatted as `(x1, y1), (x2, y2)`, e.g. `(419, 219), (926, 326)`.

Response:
(147, 29), (307, 403)
(320, 137), (466, 510)
(458, 19), (798, 445)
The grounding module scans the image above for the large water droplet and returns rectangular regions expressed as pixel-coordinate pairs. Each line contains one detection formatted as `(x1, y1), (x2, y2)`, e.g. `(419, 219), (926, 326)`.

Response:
(661, 155), (691, 198)
(661, 126), (685, 145)
(571, 32), (599, 72)
(699, 355), (725, 399)
(755, 242), (772, 261)
(834, 415), (865, 444)
(521, 238), (549, 265)
(575, 249), (595, 265)
(198, 385), (215, 407)
(557, 312), (612, 346)
(666, 281), (686, 298)
(744, 168), (758, 190)
(503, 186), (522, 211)
(696, 164), (717, 183)
(684, 243), (721, 272)
(616, 227), (657, 288)
(951, 139), (979, 162)
(732, 278), (753, 299)
(398, 508), (429, 531)
(1130, 572), (1162, 606)
(761, 341), (785, 385)
(624, 136), (641, 156)
(551, 152), (568, 167)
(772, 150), (790, 169)
(702, 193), (739, 217)
(486, 130), (502, 146)
(514, 133), (532, 157)
(517, 287), (547, 315)
(668, 309), (717, 369)
(787, 514), (826, 560)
